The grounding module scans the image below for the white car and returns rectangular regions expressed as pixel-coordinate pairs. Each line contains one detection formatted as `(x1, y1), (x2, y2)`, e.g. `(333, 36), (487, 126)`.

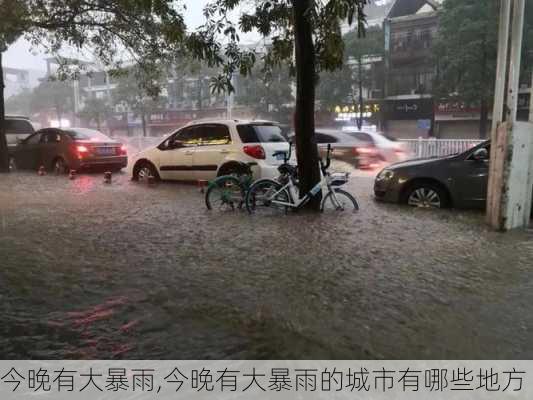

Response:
(128, 119), (291, 182)
(341, 128), (412, 165)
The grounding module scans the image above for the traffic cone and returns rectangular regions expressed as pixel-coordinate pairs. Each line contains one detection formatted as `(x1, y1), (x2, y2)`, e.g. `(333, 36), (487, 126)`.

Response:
(38, 165), (46, 176)
(69, 169), (77, 180)
(104, 171), (112, 184)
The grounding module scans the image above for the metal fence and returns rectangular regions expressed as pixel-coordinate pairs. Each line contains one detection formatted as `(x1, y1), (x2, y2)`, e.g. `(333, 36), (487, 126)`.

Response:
(400, 138), (484, 159)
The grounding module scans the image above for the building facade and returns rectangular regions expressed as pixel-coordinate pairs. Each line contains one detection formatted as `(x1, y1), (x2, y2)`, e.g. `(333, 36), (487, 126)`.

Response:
(383, 0), (439, 139)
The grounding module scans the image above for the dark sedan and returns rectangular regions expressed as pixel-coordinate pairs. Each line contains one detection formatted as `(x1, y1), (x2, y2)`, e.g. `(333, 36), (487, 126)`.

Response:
(10, 127), (128, 173)
(374, 141), (491, 209)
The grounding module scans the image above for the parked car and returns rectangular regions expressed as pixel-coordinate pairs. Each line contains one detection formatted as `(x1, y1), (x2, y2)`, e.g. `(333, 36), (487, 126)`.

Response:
(129, 120), (292, 182)
(288, 129), (380, 169)
(9, 127), (128, 172)
(3, 115), (35, 148)
(374, 141), (492, 209)
(342, 128), (412, 165)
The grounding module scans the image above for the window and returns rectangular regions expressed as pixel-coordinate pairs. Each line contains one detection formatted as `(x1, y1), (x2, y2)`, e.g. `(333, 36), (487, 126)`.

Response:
(25, 133), (42, 144)
(4, 119), (34, 135)
(315, 133), (338, 144)
(41, 132), (61, 143)
(177, 126), (203, 146)
(197, 125), (231, 146)
(346, 132), (374, 144)
(65, 128), (111, 141)
(237, 124), (286, 143)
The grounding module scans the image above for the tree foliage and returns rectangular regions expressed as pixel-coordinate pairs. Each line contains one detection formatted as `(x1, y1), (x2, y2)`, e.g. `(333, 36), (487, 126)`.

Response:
(433, 0), (499, 105)
(192, 0), (369, 90)
(113, 67), (167, 136)
(31, 79), (74, 120)
(433, 0), (533, 137)
(235, 64), (294, 123)
(79, 97), (109, 131)
(0, 0), (188, 171)
(317, 26), (383, 112)
(5, 89), (32, 115)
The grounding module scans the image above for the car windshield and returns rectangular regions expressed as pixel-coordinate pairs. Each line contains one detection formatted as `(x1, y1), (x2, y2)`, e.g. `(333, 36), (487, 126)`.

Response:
(65, 128), (112, 142)
(4, 119), (34, 134)
(237, 124), (287, 143)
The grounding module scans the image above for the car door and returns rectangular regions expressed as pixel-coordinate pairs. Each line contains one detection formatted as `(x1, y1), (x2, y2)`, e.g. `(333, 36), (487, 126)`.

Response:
(192, 124), (233, 180)
(453, 143), (490, 208)
(157, 126), (198, 180)
(40, 130), (63, 169)
(14, 132), (43, 170)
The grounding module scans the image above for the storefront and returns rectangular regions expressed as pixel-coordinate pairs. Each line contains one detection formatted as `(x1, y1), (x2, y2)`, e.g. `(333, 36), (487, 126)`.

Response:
(383, 98), (434, 139)
(434, 102), (485, 139)
(332, 101), (383, 129)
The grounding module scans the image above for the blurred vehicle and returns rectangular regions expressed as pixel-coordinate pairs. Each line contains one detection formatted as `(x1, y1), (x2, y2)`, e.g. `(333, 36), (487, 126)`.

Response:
(342, 128), (412, 165)
(9, 127), (127, 172)
(288, 129), (380, 169)
(3, 115), (35, 149)
(129, 119), (292, 182)
(374, 141), (494, 209)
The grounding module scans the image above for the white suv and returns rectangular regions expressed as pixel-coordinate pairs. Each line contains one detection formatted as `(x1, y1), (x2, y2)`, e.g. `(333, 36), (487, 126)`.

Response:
(129, 119), (291, 182)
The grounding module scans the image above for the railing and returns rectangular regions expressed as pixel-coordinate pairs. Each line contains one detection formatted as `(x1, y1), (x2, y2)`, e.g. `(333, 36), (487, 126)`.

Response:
(400, 138), (484, 159)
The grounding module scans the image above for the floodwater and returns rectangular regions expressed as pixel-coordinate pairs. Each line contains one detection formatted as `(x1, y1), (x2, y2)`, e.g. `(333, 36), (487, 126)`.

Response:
(0, 167), (532, 359)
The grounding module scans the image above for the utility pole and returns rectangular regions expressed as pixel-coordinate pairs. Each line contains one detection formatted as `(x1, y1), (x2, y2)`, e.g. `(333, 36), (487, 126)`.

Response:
(487, 0), (533, 230)
(530, 69), (533, 122)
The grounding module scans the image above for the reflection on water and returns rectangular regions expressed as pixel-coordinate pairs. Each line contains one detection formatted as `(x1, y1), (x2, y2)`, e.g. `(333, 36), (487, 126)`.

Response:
(0, 170), (532, 359)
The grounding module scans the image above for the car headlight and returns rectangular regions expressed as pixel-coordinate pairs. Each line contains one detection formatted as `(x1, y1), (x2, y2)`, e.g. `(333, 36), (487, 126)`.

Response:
(377, 169), (394, 181)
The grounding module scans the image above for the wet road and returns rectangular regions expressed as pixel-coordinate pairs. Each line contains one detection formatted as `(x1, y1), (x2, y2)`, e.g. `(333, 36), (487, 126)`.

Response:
(1, 167), (532, 359)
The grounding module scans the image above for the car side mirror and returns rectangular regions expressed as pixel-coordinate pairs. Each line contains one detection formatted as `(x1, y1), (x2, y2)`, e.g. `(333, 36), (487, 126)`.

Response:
(472, 148), (489, 161)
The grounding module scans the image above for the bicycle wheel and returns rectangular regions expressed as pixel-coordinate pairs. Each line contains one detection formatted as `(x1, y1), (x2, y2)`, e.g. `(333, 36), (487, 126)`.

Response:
(321, 188), (359, 212)
(205, 176), (245, 211)
(245, 179), (291, 215)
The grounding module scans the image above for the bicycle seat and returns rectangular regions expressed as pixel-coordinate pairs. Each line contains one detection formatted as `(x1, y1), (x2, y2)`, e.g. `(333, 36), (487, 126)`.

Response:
(278, 163), (297, 177)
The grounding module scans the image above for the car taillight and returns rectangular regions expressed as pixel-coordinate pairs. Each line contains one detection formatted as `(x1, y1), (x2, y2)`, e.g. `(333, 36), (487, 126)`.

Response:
(76, 145), (89, 158)
(120, 145), (127, 155)
(243, 145), (265, 160)
(353, 146), (376, 156)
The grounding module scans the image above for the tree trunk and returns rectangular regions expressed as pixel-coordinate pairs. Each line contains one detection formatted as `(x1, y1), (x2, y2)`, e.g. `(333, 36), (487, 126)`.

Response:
(479, 98), (488, 139)
(0, 52), (9, 173)
(292, 0), (321, 210)
(357, 56), (363, 130)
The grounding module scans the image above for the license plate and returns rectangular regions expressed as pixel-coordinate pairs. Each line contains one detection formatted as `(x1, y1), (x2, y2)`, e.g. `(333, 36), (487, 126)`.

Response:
(96, 147), (115, 156)
(275, 153), (286, 160)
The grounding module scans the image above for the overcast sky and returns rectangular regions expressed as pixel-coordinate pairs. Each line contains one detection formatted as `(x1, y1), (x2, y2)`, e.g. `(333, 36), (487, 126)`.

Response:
(4, 0), (214, 71)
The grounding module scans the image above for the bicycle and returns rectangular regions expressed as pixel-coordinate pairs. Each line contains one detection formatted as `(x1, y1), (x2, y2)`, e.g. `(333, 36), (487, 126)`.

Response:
(245, 144), (359, 214)
(205, 163), (254, 211)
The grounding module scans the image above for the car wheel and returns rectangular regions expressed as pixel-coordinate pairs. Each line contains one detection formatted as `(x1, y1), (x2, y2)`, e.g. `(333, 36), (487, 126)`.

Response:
(8, 156), (17, 172)
(405, 183), (449, 209)
(53, 157), (68, 174)
(134, 161), (159, 182)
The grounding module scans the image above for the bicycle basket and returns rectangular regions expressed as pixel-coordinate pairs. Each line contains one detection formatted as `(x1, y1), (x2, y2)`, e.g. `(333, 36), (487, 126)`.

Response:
(329, 172), (349, 187)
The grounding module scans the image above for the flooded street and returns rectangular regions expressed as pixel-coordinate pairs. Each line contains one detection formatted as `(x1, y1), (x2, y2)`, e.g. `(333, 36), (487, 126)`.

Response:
(1, 167), (532, 359)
